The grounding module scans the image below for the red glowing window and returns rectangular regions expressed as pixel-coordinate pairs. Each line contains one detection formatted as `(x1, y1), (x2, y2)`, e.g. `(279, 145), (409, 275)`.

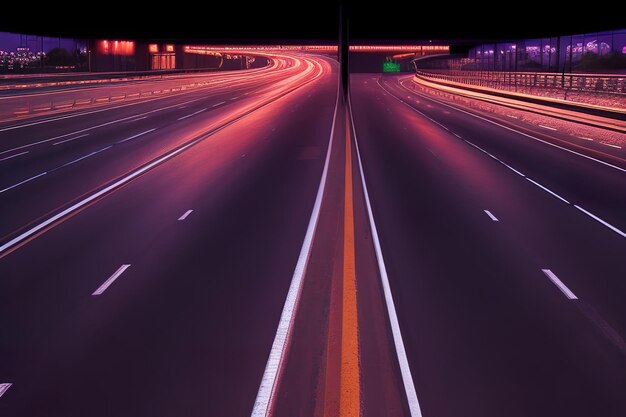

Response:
(149, 44), (159, 53)
(98, 40), (135, 56)
(165, 44), (174, 52)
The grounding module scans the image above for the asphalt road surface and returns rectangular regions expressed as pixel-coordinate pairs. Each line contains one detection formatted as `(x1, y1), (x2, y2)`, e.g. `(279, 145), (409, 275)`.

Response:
(1, 61), (626, 417)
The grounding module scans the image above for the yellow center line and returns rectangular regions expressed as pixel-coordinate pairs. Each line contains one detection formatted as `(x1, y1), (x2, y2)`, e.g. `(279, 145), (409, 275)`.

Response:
(340, 111), (361, 416)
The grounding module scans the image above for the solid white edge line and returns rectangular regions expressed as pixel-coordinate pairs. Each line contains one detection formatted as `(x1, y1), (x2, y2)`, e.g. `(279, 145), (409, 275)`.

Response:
(178, 209), (193, 221)
(0, 171), (47, 194)
(0, 382), (11, 397)
(116, 128), (157, 144)
(484, 210), (499, 221)
(0, 150), (29, 161)
(52, 133), (90, 146)
(541, 269), (578, 300)
(250, 72), (340, 417)
(574, 205), (626, 239)
(398, 79), (626, 174)
(500, 161), (526, 177)
(348, 94), (423, 417)
(92, 264), (131, 295)
(525, 178), (570, 204)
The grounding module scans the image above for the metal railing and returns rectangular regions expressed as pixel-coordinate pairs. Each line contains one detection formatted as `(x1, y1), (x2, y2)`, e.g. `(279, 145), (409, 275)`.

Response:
(415, 69), (626, 102)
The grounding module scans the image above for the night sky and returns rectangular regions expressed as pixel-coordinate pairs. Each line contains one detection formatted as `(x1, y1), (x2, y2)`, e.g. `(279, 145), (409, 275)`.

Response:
(1, 1), (623, 42)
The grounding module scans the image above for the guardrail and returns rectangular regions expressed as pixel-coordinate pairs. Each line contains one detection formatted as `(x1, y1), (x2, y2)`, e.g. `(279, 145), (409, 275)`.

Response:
(0, 61), (274, 122)
(0, 78), (220, 121)
(415, 70), (626, 102)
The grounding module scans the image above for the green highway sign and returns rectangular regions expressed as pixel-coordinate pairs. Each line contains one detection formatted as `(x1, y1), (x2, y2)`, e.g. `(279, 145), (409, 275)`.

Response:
(383, 61), (401, 73)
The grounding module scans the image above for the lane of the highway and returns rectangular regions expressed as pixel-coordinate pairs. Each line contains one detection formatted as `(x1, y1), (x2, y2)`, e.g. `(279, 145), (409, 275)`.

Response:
(0, 55), (324, 242)
(350, 73), (626, 417)
(0, 56), (338, 416)
(381, 74), (626, 335)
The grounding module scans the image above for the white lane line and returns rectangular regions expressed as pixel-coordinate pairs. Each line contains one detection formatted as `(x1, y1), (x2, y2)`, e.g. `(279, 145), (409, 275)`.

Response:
(484, 210), (499, 221)
(500, 161), (526, 177)
(52, 133), (90, 146)
(525, 178), (570, 204)
(0, 150), (28, 161)
(600, 143), (622, 149)
(576, 136), (594, 141)
(92, 264), (131, 295)
(396, 80), (626, 174)
(57, 146), (112, 169)
(231, 96), (240, 100)
(126, 116), (148, 123)
(177, 108), (207, 120)
(574, 205), (626, 239)
(0, 171), (47, 194)
(506, 114), (519, 119)
(542, 269), (577, 300)
(538, 125), (557, 131)
(251, 78), (340, 417)
(212, 101), (226, 107)
(116, 128), (157, 144)
(0, 383), (12, 398)
(464, 140), (497, 159)
(178, 209), (193, 221)
(349, 95), (423, 417)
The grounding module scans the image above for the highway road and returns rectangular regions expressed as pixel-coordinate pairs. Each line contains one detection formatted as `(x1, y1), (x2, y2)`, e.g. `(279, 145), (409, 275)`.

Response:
(348, 74), (626, 417)
(0, 53), (340, 416)
(1, 56), (626, 417)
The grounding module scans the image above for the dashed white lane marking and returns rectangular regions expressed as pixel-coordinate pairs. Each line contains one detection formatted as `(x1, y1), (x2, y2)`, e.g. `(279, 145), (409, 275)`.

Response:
(116, 128), (157, 144)
(600, 143), (622, 149)
(52, 133), (90, 146)
(178, 209), (193, 221)
(506, 114), (519, 119)
(92, 264), (131, 295)
(349, 94), (423, 417)
(0, 383), (11, 397)
(126, 116), (148, 122)
(212, 101), (226, 107)
(525, 178), (570, 204)
(538, 125), (557, 131)
(0, 171), (47, 194)
(0, 150), (29, 161)
(58, 146), (112, 169)
(574, 205), (626, 239)
(251, 77), (340, 417)
(576, 136), (593, 141)
(177, 108), (207, 120)
(484, 210), (499, 221)
(542, 269), (577, 300)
